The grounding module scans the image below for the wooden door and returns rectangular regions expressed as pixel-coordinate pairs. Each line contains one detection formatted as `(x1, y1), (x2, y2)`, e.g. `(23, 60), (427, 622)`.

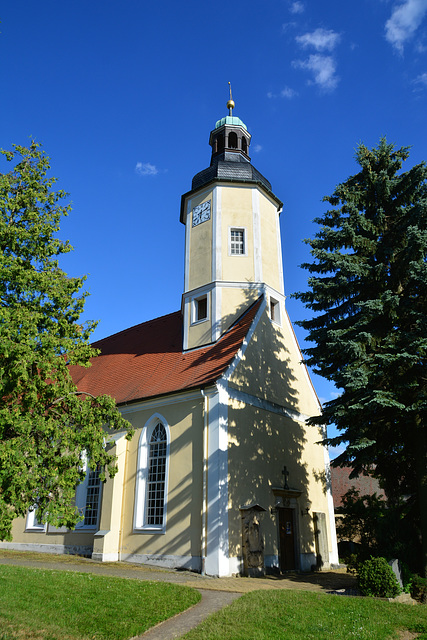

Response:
(279, 508), (296, 571)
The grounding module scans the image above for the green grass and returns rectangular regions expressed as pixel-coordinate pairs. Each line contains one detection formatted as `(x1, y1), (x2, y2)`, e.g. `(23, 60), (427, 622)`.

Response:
(182, 589), (427, 640)
(0, 564), (200, 640)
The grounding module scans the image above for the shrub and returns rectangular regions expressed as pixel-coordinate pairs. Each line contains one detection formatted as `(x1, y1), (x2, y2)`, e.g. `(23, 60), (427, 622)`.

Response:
(357, 556), (401, 598)
(410, 574), (427, 604)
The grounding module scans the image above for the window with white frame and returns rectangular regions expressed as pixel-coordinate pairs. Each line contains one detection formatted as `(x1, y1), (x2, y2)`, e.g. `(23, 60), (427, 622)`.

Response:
(270, 297), (281, 325)
(191, 294), (208, 324)
(26, 507), (46, 531)
(230, 228), (245, 255)
(75, 457), (102, 529)
(83, 467), (101, 526)
(134, 415), (170, 532)
(146, 423), (167, 526)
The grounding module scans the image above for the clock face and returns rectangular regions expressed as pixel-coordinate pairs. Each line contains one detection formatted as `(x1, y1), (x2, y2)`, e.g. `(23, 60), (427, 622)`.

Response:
(192, 200), (211, 227)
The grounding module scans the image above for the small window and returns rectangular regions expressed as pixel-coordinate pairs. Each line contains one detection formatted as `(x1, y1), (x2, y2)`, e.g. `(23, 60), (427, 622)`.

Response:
(270, 298), (281, 324)
(26, 507), (46, 531)
(242, 137), (248, 154)
(192, 295), (208, 323)
(230, 228), (245, 255)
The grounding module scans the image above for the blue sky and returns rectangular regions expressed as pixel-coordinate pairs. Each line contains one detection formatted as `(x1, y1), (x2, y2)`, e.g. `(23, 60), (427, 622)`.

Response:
(2, 1), (427, 457)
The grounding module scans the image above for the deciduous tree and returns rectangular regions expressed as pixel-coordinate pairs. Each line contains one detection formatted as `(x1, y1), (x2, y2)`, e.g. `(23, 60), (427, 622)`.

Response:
(0, 141), (132, 540)
(295, 138), (427, 576)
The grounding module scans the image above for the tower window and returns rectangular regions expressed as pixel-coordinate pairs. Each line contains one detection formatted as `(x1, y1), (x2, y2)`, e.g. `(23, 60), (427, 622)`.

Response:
(242, 137), (248, 154)
(228, 132), (238, 149)
(192, 294), (208, 323)
(230, 228), (245, 255)
(270, 298), (281, 325)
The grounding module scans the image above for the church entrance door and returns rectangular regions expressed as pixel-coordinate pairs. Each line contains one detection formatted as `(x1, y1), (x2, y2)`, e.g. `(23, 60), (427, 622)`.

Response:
(279, 508), (296, 571)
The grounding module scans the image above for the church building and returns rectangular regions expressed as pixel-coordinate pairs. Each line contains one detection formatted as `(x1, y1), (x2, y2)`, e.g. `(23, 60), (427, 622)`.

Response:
(5, 96), (338, 576)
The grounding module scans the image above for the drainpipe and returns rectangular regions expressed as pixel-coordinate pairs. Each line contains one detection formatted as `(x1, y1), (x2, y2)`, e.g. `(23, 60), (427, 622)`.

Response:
(200, 389), (209, 575)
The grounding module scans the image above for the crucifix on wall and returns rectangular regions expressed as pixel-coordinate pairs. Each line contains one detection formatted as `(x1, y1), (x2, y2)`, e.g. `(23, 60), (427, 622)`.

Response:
(282, 465), (290, 490)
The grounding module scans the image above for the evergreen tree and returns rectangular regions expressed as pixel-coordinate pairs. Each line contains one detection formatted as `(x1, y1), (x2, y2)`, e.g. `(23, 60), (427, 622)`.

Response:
(295, 138), (427, 576)
(0, 141), (133, 540)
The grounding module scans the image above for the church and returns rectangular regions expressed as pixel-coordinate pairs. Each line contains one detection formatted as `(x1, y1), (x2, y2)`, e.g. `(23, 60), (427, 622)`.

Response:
(4, 95), (338, 576)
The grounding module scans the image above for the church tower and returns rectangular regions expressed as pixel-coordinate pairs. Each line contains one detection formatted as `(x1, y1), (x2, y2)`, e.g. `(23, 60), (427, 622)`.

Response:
(181, 91), (284, 350)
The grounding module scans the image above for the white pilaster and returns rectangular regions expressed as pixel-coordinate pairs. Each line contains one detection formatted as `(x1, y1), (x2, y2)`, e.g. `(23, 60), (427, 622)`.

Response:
(205, 382), (230, 576)
(252, 189), (262, 283)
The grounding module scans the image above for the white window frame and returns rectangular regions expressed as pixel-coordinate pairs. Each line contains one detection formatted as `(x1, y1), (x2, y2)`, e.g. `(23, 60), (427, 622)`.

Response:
(270, 296), (282, 326)
(191, 293), (209, 325)
(75, 455), (102, 530)
(229, 227), (247, 256)
(134, 414), (170, 533)
(25, 507), (46, 532)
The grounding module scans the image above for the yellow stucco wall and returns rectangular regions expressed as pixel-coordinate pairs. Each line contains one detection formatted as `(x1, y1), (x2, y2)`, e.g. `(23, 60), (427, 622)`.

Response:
(227, 306), (333, 561)
(119, 396), (204, 561)
(187, 191), (213, 291)
(221, 186), (254, 283)
(229, 307), (319, 415)
(259, 193), (282, 292)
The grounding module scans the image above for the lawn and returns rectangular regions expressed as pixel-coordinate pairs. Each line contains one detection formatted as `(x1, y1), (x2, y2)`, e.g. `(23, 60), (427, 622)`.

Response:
(182, 589), (427, 640)
(0, 564), (200, 640)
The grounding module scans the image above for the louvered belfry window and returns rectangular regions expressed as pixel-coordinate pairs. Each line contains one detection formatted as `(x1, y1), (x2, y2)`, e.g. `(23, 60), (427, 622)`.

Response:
(146, 423), (167, 526)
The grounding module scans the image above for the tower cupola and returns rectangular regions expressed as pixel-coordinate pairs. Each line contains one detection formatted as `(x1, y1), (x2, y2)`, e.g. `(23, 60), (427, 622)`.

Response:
(209, 84), (251, 163)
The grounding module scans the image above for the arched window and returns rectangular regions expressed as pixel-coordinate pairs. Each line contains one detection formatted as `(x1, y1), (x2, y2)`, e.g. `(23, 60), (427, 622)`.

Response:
(146, 423), (167, 526)
(217, 134), (224, 152)
(242, 137), (248, 154)
(134, 415), (170, 532)
(228, 132), (238, 149)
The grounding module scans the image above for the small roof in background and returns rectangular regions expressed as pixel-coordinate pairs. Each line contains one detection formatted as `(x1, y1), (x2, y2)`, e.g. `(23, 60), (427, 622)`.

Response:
(330, 466), (385, 510)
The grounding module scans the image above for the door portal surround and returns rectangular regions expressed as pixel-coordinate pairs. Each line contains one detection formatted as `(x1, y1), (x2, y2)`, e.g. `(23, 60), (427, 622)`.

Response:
(272, 487), (302, 572)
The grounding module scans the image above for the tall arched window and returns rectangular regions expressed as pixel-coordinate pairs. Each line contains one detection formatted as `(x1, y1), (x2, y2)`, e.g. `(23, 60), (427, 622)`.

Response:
(134, 415), (170, 532)
(146, 423), (167, 526)
(242, 137), (248, 154)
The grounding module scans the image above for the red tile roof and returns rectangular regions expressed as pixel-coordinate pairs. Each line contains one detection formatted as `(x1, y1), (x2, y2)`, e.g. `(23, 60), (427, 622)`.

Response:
(70, 298), (263, 405)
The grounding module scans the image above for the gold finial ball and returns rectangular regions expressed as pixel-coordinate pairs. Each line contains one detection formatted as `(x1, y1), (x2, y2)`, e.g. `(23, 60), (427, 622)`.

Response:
(227, 99), (235, 110)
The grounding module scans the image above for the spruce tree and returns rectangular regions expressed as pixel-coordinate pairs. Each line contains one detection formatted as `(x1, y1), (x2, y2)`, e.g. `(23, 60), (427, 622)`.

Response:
(295, 138), (427, 576)
(0, 141), (132, 540)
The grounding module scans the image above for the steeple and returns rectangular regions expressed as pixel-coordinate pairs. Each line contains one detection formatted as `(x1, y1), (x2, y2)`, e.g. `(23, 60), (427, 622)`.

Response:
(180, 90), (285, 350)
(184, 89), (278, 207)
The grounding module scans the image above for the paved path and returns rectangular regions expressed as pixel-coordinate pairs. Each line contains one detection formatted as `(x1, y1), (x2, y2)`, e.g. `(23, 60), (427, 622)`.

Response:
(0, 550), (357, 639)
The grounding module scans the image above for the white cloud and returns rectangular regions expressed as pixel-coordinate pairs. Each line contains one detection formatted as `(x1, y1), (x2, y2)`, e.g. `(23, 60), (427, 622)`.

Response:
(296, 28), (341, 52)
(293, 54), (339, 90)
(328, 444), (346, 461)
(385, 0), (427, 53)
(282, 21), (297, 33)
(252, 144), (263, 153)
(135, 162), (158, 176)
(281, 86), (298, 98)
(289, 1), (304, 14)
(414, 71), (427, 85)
(267, 87), (298, 99)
